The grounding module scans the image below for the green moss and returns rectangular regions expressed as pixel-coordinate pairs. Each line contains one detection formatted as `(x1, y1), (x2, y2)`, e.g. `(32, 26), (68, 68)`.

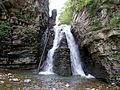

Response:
(113, 52), (120, 60)
(109, 14), (120, 29)
(19, 27), (38, 48)
(0, 20), (11, 38)
(90, 17), (103, 31)
(16, 11), (30, 21)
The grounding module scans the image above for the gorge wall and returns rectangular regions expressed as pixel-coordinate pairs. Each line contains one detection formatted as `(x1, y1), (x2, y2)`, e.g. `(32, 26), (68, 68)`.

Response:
(0, 0), (49, 69)
(72, 0), (120, 85)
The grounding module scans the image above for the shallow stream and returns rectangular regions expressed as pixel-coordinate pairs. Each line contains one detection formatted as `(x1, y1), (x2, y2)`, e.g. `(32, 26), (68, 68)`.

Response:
(0, 69), (119, 90)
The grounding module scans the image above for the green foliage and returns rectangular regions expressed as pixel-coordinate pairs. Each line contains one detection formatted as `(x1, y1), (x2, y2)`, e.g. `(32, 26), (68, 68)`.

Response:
(59, 0), (120, 29)
(75, 0), (91, 11)
(87, 0), (99, 17)
(59, 1), (73, 24)
(109, 14), (120, 29)
(90, 18), (102, 31)
(59, 0), (97, 24)
(0, 21), (11, 38)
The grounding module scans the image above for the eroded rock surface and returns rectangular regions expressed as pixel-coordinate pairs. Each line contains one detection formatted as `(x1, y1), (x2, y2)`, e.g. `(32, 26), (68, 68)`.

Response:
(0, 0), (49, 69)
(53, 33), (72, 76)
(72, 0), (120, 85)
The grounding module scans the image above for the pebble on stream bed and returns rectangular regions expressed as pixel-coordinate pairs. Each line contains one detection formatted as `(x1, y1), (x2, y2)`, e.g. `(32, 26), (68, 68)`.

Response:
(0, 81), (4, 84)
(24, 79), (31, 83)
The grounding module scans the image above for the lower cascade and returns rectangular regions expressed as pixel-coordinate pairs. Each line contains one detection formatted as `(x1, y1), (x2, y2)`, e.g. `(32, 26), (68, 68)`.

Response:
(39, 26), (63, 75)
(39, 25), (93, 77)
(64, 26), (85, 76)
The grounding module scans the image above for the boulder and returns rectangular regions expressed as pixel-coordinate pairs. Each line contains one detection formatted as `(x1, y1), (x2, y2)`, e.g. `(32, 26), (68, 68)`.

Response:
(53, 33), (72, 76)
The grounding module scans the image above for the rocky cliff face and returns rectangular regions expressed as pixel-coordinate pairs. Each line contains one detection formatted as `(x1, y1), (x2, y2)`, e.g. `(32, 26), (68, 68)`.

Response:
(72, 0), (120, 85)
(0, 0), (49, 69)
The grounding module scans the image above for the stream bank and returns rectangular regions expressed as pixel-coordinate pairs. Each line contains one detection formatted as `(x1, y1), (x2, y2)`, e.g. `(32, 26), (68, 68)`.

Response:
(0, 69), (119, 90)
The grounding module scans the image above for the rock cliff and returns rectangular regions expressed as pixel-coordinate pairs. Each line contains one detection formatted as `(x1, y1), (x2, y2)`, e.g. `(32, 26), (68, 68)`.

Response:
(0, 0), (49, 69)
(71, 0), (120, 85)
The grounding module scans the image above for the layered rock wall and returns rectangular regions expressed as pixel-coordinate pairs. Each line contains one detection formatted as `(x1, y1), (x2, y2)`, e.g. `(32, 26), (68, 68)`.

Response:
(72, 0), (120, 85)
(0, 0), (49, 68)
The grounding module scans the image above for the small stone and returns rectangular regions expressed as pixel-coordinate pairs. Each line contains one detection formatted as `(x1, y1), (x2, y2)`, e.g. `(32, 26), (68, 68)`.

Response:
(85, 88), (91, 90)
(65, 83), (70, 88)
(98, 86), (102, 89)
(24, 79), (31, 83)
(115, 86), (120, 90)
(9, 79), (12, 81)
(6, 84), (12, 88)
(0, 81), (4, 84)
(91, 88), (95, 90)
(111, 82), (116, 86)
(8, 73), (12, 76)
(12, 78), (19, 82)
(9, 75), (14, 78)
(53, 88), (56, 90)
(106, 87), (109, 89)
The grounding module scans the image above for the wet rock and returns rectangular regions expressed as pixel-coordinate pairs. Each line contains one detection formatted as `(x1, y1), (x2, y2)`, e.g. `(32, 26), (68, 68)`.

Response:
(12, 40), (22, 45)
(6, 84), (12, 88)
(52, 88), (56, 90)
(12, 78), (19, 82)
(91, 88), (95, 90)
(39, 28), (55, 67)
(65, 83), (70, 88)
(0, 81), (4, 84)
(24, 79), (31, 83)
(8, 73), (12, 76)
(53, 33), (72, 76)
(85, 88), (91, 90)
(49, 9), (57, 27)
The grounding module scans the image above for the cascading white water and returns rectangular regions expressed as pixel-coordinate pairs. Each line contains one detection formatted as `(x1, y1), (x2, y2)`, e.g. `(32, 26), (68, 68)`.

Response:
(39, 26), (64, 75)
(39, 25), (94, 78)
(63, 25), (85, 76)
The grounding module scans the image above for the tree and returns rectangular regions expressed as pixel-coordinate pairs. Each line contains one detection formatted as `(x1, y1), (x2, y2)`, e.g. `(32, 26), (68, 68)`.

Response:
(59, 0), (73, 24)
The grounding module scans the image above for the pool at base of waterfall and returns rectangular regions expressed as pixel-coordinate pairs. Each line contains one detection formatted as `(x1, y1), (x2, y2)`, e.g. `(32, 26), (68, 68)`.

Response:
(0, 69), (119, 90)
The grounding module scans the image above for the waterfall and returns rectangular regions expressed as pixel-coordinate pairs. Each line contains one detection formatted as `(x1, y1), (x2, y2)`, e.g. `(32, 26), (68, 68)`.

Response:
(63, 25), (85, 76)
(39, 25), (94, 78)
(39, 26), (64, 75)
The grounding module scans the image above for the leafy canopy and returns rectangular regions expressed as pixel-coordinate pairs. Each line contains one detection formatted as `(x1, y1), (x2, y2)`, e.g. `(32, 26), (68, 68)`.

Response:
(59, 0), (92, 24)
